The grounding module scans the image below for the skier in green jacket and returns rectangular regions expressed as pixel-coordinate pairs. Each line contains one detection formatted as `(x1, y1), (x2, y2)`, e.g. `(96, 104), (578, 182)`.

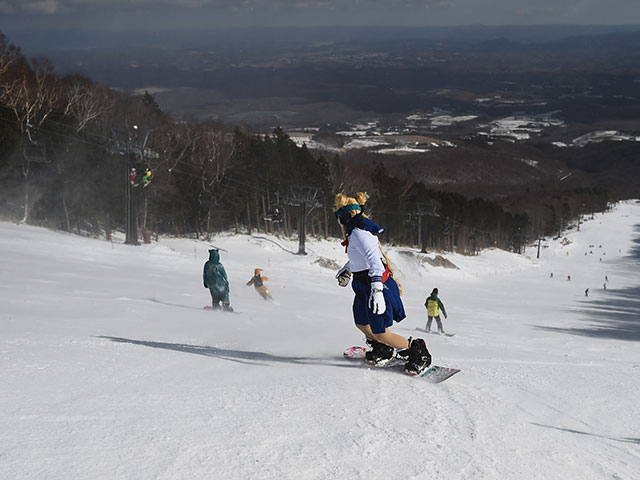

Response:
(425, 288), (447, 334)
(203, 249), (233, 312)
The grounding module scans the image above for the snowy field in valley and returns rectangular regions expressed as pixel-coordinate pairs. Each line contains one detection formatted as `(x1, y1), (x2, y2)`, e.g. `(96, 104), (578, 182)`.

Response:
(1, 200), (639, 480)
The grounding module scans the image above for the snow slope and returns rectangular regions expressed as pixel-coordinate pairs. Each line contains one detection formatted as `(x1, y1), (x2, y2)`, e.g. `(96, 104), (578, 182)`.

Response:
(1, 200), (639, 480)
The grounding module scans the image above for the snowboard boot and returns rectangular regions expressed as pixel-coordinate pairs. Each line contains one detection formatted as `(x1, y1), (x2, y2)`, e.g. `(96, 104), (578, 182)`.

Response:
(365, 338), (395, 366)
(404, 337), (432, 376)
(222, 303), (234, 312)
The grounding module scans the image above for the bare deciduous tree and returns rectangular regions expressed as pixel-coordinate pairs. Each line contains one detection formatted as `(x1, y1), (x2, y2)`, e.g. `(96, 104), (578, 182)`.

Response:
(195, 127), (240, 238)
(63, 76), (111, 132)
(3, 57), (61, 223)
(0, 33), (23, 103)
(6, 58), (60, 133)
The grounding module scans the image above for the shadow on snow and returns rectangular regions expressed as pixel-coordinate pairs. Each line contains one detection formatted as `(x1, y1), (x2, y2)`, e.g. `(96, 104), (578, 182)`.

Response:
(96, 335), (358, 369)
(531, 423), (640, 445)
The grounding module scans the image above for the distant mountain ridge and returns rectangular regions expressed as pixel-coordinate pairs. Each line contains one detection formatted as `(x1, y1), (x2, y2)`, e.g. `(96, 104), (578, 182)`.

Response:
(6, 24), (640, 53)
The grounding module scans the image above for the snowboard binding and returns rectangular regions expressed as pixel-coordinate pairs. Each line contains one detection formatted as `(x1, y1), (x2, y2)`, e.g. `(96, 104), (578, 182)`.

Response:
(400, 337), (432, 376)
(365, 338), (396, 366)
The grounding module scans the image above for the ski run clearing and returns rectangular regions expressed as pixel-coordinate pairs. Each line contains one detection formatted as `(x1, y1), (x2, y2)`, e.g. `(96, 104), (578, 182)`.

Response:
(1, 200), (639, 480)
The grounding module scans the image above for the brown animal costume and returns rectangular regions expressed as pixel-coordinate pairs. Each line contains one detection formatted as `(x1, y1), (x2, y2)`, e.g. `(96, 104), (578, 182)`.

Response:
(246, 268), (272, 300)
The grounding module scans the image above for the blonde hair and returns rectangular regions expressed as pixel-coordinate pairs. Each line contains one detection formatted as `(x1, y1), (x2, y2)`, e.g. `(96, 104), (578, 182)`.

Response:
(334, 191), (402, 295)
(334, 191), (368, 214)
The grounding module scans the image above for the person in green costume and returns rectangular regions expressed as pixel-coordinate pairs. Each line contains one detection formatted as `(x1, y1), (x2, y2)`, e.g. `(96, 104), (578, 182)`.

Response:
(203, 249), (233, 311)
(425, 288), (447, 334)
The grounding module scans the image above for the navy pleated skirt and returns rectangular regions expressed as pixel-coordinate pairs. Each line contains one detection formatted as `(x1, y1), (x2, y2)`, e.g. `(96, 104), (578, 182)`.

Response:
(351, 273), (406, 334)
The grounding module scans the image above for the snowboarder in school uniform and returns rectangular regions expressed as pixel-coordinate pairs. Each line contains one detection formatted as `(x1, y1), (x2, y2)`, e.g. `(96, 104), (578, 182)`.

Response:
(203, 249), (233, 311)
(246, 268), (273, 300)
(334, 191), (432, 376)
(425, 288), (447, 334)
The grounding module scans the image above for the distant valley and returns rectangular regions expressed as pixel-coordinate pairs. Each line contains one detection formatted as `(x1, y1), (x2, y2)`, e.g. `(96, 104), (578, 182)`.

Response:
(26, 25), (640, 198)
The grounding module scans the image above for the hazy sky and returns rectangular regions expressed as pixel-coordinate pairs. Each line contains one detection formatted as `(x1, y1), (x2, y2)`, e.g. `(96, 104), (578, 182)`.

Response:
(2, 0), (640, 29)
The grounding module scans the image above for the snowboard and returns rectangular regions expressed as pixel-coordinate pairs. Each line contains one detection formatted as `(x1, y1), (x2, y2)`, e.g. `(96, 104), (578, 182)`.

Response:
(343, 346), (460, 383)
(203, 306), (238, 313)
(415, 327), (455, 337)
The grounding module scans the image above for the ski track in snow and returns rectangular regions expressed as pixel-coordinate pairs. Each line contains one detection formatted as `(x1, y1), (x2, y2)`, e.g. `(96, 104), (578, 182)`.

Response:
(1, 200), (639, 479)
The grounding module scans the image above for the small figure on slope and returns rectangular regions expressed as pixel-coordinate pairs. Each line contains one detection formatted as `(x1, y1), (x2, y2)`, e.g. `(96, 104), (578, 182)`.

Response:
(141, 167), (153, 188)
(129, 167), (138, 186)
(425, 288), (448, 334)
(334, 191), (432, 376)
(246, 268), (273, 300)
(203, 249), (233, 312)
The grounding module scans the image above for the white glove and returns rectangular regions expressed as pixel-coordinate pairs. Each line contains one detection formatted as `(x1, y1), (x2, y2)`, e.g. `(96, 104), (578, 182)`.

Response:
(336, 265), (352, 287)
(369, 281), (386, 315)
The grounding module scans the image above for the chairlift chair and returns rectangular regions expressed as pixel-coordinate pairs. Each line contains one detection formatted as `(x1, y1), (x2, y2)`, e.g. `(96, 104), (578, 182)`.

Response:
(264, 207), (284, 223)
(23, 142), (49, 164)
(198, 194), (219, 208)
(23, 127), (50, 164)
